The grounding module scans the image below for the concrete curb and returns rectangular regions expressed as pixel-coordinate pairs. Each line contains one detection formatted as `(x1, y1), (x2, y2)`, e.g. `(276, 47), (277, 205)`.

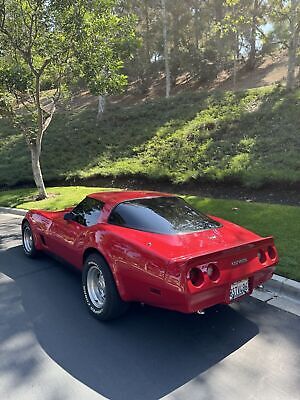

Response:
(263, 274), (300, 302)
(253, 274), (300, 317)
(0, 206), (27, 216)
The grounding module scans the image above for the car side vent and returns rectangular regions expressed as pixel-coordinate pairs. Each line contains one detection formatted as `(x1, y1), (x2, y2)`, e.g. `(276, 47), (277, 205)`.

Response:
(40, 235), (46, 245)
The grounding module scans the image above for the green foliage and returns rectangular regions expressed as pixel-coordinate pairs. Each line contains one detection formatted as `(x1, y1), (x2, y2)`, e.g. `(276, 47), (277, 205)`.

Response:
(0, 0), (138, 196)
(73, 2), (138, 95)
(0, 62), (32, 93)
(0, 186), (299, 281)
(0, 0), (137, 102)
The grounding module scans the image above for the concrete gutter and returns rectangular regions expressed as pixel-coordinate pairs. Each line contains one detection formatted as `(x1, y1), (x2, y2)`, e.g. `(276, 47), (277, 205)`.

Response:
(251, 274), (300, 317)
(263, 274), (300, 302)
(1, 205), (299, 315)
(250, 274), (300, 317)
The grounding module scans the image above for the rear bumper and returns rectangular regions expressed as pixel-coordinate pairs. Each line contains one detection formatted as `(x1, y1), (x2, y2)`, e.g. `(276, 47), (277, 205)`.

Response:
(170, 265), (275, 314)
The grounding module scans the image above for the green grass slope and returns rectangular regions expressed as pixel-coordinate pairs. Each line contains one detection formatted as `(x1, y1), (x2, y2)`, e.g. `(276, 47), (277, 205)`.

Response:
(0, 85), (300, 188)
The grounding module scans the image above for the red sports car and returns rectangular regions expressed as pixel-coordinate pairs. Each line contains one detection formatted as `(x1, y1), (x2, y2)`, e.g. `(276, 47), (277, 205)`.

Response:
(22, 190), (278, 320)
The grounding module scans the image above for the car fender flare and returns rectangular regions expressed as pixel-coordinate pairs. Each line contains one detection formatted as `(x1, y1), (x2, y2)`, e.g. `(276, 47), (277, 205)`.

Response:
(82, 248), (126, 300)
(22, 218), (44, 251)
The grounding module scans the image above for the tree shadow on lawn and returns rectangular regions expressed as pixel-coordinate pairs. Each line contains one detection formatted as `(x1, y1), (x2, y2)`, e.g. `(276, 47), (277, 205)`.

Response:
(0, 245), (258, 400)
(0, 91), (215, 186)
(216, 87), (300, 186)
(140, 86), (300, 188)
(41, 93), (209, 179)
(2, 86), (300, 189)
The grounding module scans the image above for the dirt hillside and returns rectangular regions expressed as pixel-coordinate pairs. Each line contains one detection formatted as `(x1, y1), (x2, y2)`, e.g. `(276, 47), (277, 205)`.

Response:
(69, 51), (291, 110)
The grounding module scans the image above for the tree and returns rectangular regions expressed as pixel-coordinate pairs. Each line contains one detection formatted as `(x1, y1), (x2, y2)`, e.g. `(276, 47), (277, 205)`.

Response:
(246, 0), (267, 70)
(216, 0), (247, 88)
(270, 0), (300, 90)
(0, 0), (136, 198)
(286, 0), (300, 89)
(123, 0), (161, 94)
(215, 0), (266, 86)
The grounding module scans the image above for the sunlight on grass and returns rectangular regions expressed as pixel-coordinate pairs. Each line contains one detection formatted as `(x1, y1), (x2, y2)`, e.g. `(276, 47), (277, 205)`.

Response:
(0, 186), (118, 210)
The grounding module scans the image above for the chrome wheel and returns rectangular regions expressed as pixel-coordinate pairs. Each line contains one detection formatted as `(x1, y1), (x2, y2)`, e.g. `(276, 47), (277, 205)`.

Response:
(86, 263), (106, 308)
(23, 226), (33, 253)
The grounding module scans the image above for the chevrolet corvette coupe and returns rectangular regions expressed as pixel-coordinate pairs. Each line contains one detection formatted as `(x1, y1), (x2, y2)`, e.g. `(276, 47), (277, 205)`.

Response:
(22, 191), (278, 320)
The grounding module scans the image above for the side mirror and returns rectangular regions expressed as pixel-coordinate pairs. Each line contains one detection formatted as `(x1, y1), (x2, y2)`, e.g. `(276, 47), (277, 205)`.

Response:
(64, 212), (75, 221)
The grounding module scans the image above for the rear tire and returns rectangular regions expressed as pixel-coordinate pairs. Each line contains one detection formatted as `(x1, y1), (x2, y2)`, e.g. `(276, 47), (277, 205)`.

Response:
(82, 253), (128, 321)
(22, 221), (38, 258)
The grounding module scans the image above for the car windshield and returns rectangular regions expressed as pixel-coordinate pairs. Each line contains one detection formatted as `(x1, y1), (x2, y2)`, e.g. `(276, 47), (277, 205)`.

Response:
(108, 196), (221, 234)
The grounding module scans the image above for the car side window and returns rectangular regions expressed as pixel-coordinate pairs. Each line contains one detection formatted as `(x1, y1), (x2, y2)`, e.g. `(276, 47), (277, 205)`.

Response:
(108, 209), (126, 226)
(72, 197), (104, 227)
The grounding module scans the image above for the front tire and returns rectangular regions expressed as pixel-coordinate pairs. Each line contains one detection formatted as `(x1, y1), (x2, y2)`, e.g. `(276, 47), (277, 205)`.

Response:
(22, 221), (38, 258)
(82, 253), (128, 321)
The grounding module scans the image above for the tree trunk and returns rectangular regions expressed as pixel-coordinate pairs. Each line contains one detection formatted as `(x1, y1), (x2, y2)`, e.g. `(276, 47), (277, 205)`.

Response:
(233, 54), (237, 90)
(170, 7), (180, 87)
(97, 95), (106, 122)
(214, 0), (223, 21)
(287, 31), (299, 90)
(193, 1), (200, 50)
(297, 63), (300, 85)
(214, 0), (225, 69)
(144, 0), (151, 70)
(287, 0), (299, 90)
(30, 144), (47, 200)
(161, 0), (171, 98)
(247, 0), (258, 70)
(287, 42), (298, 90)
(233, 32), (239, 90)
(32, 75), (48, 199)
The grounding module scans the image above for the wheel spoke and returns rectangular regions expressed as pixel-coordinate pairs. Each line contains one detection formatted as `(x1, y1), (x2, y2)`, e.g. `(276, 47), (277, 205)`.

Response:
(87, 264), (106, 309)
(23, 226), (33, 253)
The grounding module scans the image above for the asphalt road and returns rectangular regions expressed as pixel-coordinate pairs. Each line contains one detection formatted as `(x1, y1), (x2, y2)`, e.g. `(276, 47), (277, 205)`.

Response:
(0, 213), (299, 400)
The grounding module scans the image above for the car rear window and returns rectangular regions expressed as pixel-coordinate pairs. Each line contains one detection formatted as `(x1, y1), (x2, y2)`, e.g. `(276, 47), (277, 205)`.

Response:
(108, 196), (221, 234)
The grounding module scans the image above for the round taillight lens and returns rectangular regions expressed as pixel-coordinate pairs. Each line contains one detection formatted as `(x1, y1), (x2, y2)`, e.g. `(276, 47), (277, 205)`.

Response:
(206, 263), (220, 281)
(188, 268), (204, 287)
(257, 249), (267, 263)
(267, 246), (276, 260)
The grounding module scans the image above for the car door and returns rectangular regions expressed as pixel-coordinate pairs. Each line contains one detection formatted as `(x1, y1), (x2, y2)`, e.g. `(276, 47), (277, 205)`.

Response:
(49, 197), (104, 267)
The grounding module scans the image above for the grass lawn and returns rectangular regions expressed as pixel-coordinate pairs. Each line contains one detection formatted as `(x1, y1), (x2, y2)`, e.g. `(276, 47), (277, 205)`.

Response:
(0, 186), (299, 282)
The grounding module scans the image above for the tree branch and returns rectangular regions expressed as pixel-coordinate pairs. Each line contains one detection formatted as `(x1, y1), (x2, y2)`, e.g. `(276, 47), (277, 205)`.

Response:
(41, 102), (56, 133)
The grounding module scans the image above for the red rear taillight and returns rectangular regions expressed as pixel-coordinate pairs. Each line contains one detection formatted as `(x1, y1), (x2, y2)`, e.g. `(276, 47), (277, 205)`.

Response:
(267, 246), (276, 260)
(257, 249), (267, 263)
(206, 263), (220, 281)
(188, 267), (204, 287)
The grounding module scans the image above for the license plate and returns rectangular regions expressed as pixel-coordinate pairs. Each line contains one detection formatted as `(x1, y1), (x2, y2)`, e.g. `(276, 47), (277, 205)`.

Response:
(230, 279), (249, 301)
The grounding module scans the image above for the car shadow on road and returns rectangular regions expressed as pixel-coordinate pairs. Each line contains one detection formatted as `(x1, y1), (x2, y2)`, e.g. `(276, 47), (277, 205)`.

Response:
(0, 245), (259, 400)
